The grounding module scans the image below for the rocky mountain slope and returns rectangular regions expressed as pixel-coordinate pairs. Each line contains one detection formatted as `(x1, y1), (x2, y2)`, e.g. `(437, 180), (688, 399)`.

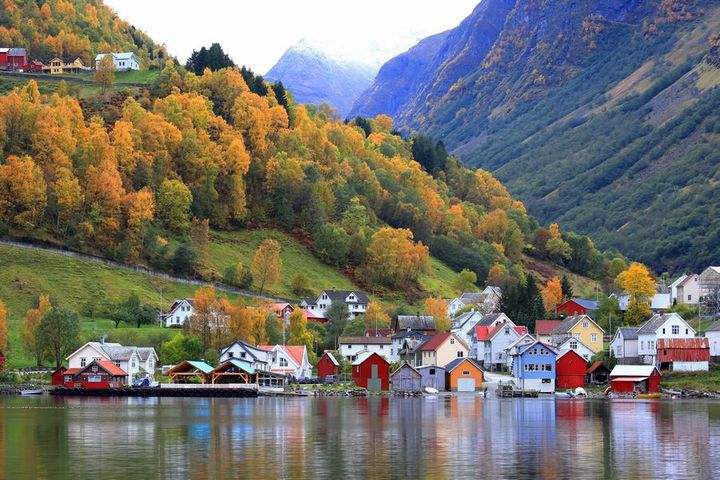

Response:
(352, 0), (720, 273)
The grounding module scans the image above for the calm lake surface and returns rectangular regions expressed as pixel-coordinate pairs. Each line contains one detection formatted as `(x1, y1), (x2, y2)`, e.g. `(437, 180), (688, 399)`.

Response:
(1, 395), (720, 479)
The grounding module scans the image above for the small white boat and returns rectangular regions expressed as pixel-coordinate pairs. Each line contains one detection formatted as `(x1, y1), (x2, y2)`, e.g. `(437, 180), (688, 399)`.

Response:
(20, 389), (44, 395)
(423, 387), (439, 394)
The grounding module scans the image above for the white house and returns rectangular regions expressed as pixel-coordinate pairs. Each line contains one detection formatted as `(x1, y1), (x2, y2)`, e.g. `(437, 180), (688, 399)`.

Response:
(161, 298), (194, 327)
(338, 336), (392, 362)
(219, 340), (272, 371)
(391, 330), (428, 362)
(503, 333), (536, 370)
(704, 321), (720, 357)
(259, 345), (313, 379)
(474, 321), (529, 371)
(616, 293), (672, 312)
(450, 310), (484, 347)
(447, 286), (502, 318)
(555, 336), (594, 362)
(301, 289), (369, 320)
(637, 313), (696, 366)
(610, 327), (640, 363)
(95, 52), (140, 71)
(66, 341), (158, 384)
(674, 274), (700, 305)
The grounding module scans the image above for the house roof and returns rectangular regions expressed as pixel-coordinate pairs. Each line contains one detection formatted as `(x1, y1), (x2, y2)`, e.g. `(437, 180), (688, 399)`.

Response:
(557, 348), (587, 361)
(136, 347), (158, 362)
(609, 365), (658, 377)
(168, 298), (193, 313)
(322, 351), (340, 366)
(451, 310), (482, 330)
(556, 336), (594, 353)
(535, 320), (562, 335)
(420, 333), (452, 351)
(351, 351), (388, 366)
(475, 323), (526, 342)
(517, 340), (559, 356)
(63, 367), (81, 376)
(586, 361), (609, 374)
(677, 274), (698, 287)
(269, 303), (293, 313)
(322, 289), (369, 304)
(301, 297), (316, 306)
(444, 357), (483, 373)
(637, 313), (692, 335)
(612, 376), (649, 382)
(226, 358), (255, 374)
(95, 52), (137, 61)
(79, 360), (127, 377)
(391, 330), (428, 341)
(390, 363), (421, 378)
(417, 365), (446, 372)
(219, 340), (269, 362)
(7, 47), (26, 56)
(569, 298), (599, 310)
(339, 336), (391, 345)
(458, 292), (484, 304)
(364, 328), (394, 337)
(101, 346), (137, 361)
(283, 346), (306, 366)
(656, 338), (708, 349)
(185, 360), (214, 374)
(396, 315), (435, 331)
(504, 334), (537, 352)
(302, 308), (326, 321)
(617, 327), (639, 341)
(551, 315), (604, 335)
(477, 313), (507, 326)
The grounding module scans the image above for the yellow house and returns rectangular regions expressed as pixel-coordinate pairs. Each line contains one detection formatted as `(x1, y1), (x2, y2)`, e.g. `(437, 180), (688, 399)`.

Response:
(417, 332), (469, 368)
(46, 57), (64, 75)
(551, 314), (605, 353)
(44, 57), (87, 75)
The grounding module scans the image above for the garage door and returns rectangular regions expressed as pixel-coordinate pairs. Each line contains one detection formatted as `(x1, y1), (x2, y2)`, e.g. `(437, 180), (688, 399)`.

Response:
(457, 378), (476, 392)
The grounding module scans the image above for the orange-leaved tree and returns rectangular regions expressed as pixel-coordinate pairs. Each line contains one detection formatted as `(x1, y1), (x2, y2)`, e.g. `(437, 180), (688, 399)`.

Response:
(541, 277), (564, 314)
(251, 239), (282, 294)
(425, 297), (450, 332)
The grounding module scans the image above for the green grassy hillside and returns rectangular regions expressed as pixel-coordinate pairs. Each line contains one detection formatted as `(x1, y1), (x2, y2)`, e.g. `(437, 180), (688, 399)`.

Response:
(0, 243), (244, 368)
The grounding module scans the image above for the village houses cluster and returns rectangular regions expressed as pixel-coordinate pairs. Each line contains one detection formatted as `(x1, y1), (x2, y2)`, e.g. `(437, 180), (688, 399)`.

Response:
(48, 265), (720, 395)
(0, 47), (140, 74)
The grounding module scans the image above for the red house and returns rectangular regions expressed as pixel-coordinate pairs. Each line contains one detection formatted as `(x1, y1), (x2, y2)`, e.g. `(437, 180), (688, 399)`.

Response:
(51, 360), (127, 389)
(556, 349), (588, 389)
(0, 48), (27, 71)
(609, 365), (661, 394)
(351, 352), (390, 391)
(557, 298), (598, 317)
(316, 351), (340, 379)
(656, 338), (710, 371)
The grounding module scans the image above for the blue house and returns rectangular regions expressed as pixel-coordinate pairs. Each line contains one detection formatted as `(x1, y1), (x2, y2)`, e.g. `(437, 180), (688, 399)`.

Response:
(510, 340), (559, 393)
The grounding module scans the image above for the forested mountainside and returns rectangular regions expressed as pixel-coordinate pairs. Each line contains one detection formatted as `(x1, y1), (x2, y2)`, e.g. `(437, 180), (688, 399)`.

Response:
(352, 0), (720, 274)
(265, 40), (376, 117)
(0, 0), (164, 65)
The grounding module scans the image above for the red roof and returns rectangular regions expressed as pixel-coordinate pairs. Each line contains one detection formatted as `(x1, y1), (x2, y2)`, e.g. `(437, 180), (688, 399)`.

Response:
(474, 325), (493, 341)
(656, 338), (709, 349)
(586, 361), (607, 374)
(63, 368), (81, 376)
(94, 360), (127, 377)
(303, 309), (327, 321)
(420, 333), (453, 351)
(475, 324), (527, 341)
(536, 320), (562, 335)
(515, 326), (528, 335)
(259, 345), (307, 366)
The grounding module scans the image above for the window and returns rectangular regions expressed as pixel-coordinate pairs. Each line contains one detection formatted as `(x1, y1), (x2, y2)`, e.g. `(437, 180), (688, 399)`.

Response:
(545, 364), (552, 371)
(115, 362), (121, 367)
(240, 352), (246, 358)
(688, 294), (692, 301)
(641, 341), (644, 349)
(662, 328), (666, 334)
(672, 325), (679, 335)
(80, 358), (86, 367)
(542, 379), (551, 384)
(583, 321), (589, 328)
(279, 358), (288, 367)
(380, 345), (384, 349)
(570, 340), (578, 350)
(228, 352), (234, 358)
(347, 345), (352, 349)
(457, 351), (464, 358)
(591, 334), (597, 343)
(450, 338), (455, 345)
(685, 329), (689, 335)
(505, 327), (510, 335)
(429, 368), (435, 375)
(462, 370), (470, 376)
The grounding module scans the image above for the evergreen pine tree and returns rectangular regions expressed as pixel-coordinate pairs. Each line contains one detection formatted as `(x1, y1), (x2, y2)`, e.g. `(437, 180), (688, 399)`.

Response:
(561, 275), (573, 300)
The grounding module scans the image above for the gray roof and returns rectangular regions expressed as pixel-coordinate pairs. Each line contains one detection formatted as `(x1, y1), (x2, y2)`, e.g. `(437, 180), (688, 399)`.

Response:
(396, 315), (435, 331)
(706, 321), (720, 332)
(339, 336), (391, 345)
(452, 311), (482, 330)
(136, 347), (158, 362)
(637, 314), (673, 335)
(7, 47), (26, 56)
(459, 292), (484, 304)
(572, 298), (599, 310)
(551, 315), (592, 335)
(617, 327), (639, 340)
(101, 345), (137, 361)
(391, 330), (428, 341)
(322, 290), (369, 305)
(444, 357), (483, 372)
(477, 313), (505, 327)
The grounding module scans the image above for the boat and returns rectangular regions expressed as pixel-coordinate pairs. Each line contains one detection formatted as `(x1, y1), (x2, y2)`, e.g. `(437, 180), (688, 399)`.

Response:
(423, 387), (439, 394)
(636, 392), (661, 399)
(20, 389), (44, 395)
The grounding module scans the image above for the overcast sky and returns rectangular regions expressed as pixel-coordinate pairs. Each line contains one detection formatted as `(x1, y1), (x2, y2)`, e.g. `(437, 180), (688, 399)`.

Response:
(105, 0), (478, 73)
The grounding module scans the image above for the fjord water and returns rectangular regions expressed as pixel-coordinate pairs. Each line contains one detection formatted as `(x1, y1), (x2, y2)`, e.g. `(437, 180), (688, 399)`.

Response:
(1, 396), (719, 479)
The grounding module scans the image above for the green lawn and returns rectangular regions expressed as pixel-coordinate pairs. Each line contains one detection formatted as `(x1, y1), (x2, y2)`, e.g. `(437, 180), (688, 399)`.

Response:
(208, 229), (358, 299)
(0, 244), (241, 368)
(662, 367), (720, 393)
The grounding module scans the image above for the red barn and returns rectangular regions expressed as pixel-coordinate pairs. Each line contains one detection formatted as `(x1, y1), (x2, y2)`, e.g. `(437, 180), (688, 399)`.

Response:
(0, 48), (27, 70)
(556, 349), (588, 389)
(657, 338), (710, 372)
(609, 365), (661, 394)
(557, 299), (598, 317)
(351, 352), (389, 391)
(317, 351), (340, 379)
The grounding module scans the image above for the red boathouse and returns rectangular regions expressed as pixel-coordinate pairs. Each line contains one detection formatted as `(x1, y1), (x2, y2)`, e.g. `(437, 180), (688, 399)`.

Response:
(556, 349), (588, 389)
(52, 360), (127, 389)
(351, 352), (389, 391)
(317, 351), (340, 380)
(609, 365), (661, 394)
(656, 338), (710, 371)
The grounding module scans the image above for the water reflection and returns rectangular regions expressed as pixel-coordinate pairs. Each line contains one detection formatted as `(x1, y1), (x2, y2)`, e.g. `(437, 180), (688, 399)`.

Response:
(1, 395), (719, 479)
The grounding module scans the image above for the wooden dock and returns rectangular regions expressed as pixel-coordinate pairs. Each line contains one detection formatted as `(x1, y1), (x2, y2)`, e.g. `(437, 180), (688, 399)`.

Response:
(496, 385), (539, 398)
(50, 386), (259, 398)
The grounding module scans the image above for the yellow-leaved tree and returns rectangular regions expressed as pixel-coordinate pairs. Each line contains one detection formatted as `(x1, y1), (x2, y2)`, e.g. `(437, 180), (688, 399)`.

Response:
(23, 293), (51, 366)
(288, 309), (314, 361)
(425, 297), (450, 332)
(251, 239), (282, 294)
(363, 301), (390, 332)
(541, 277), (564, 314)
(616, 262), (656, 325)
(95, 54), (115, 91)
(0, 300), (7, 367)
(364, 227), (429, 289)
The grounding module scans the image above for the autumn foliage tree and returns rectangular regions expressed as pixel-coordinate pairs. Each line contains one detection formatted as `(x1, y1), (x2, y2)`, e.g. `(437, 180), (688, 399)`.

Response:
(541, 276), (564, 314)
(288, 308), (314, 356)
(364, 227), (429, 289)
(616, 262), (656, 325)
(0, 300), (7, 364)
(425, 297), (450, 332)
(185, 287), (228, 350)
(363, 301), (390, 332)
(23, 294), (51, 366)
(251, 239), (282, 294)
(95, 54), (115, 91)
